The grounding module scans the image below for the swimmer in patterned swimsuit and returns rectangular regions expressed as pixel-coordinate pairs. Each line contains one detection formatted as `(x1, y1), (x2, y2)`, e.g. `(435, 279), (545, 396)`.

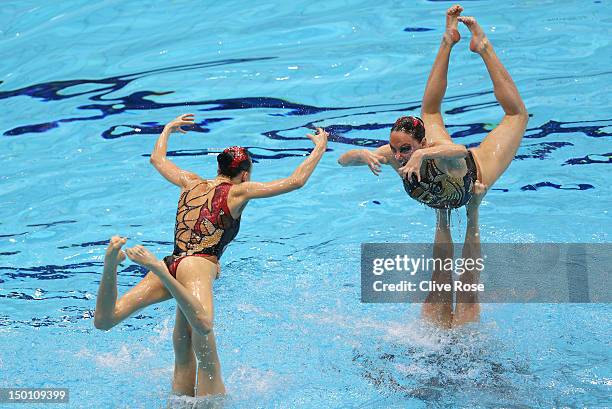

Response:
(94, 114), (328, 397)
(339, 5), (528, 328)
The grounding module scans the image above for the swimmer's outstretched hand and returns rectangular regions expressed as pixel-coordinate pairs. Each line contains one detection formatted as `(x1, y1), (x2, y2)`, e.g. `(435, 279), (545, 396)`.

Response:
(165, 113), (195, 134)
(362, 151), (387, 176)
(125, 245), (163, 272)
(306, 127), (329, 147)
(105, 236), (127, 266)
(398, 151), (424, 182)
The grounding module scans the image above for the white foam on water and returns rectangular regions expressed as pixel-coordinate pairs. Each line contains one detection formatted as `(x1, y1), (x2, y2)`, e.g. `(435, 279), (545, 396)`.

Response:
(226, 365), (287, 397)
(380, 320), (452, 350)
(235, 303), (277, 318)
(394, 362), (429, 376)
(303, 309), (449, 350)
(149, 316), (173, 345)
(75, 343), (157, 373)
(166, 393), (226, 409)
(97, 344), (156, 369)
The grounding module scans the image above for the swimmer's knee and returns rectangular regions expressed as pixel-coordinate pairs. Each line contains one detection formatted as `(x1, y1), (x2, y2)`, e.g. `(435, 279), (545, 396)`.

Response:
(503, 109), (529, 126)
(192, 318), (213, 336)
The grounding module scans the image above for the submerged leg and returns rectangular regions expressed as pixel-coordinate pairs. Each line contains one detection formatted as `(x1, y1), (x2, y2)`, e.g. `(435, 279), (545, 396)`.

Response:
(172, 307), (197, 397)
(453, 181), (487, 326)
(175, 259), (225, 396)
(125, 247), (225, 396)
(193, 329), (225, 397)
(421, 209), (454, 329)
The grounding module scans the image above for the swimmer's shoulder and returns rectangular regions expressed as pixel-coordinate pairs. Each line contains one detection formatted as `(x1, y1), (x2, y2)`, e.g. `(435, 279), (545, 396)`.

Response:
(181, 175), (208, 192)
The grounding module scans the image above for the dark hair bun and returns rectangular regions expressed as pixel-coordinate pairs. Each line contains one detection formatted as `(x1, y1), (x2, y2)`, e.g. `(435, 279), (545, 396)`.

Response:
(217, 147), (252, 178)
(217, 151), (233, 169)
(391, 116), (425, 142)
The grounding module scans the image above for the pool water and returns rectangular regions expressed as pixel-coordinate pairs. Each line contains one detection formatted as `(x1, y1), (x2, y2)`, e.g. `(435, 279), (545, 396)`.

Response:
(0, 1), (610, 408)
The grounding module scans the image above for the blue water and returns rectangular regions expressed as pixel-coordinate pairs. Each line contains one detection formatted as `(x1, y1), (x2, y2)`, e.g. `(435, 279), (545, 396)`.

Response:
(1, 1), (611, 408)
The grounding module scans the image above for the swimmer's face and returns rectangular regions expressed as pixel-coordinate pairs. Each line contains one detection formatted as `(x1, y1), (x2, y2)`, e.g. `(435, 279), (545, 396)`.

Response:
(389, 131), (425, 165)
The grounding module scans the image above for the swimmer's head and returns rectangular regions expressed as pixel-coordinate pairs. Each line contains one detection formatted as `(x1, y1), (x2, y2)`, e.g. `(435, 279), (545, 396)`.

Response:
(217, 146), (252, 182)
(389, 116), (426, 165)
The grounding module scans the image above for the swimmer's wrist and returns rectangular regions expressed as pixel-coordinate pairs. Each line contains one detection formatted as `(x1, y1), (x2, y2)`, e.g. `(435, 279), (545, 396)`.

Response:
(413, 149), (426, 161)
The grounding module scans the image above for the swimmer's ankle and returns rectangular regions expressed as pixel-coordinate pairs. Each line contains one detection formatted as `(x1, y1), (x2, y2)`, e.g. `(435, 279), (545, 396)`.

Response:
(477, 40), (493, 56)
(103, 257), (121, 270)
(442, 31), (460, 48)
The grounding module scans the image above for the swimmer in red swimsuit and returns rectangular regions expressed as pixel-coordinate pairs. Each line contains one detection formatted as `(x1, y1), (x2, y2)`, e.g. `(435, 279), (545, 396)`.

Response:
(94, 113), (328, 397)
(338, 5), (528, 328)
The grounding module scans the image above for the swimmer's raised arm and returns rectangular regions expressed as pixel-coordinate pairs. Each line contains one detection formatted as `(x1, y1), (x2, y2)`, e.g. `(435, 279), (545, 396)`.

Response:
(232, 128), (328, 200)
(338, 144), (396, 175)
(398, 142), (468, 181)
(149, 114), (200, 188)
(413, 138), (469, 162)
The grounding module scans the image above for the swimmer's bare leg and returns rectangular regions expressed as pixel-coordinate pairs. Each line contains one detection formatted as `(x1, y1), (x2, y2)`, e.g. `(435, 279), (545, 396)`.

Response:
(421, 209), (453, 328)
(421, 5), (463, 142)
(453, 181), (487, 326)
(459, 16), (528, 187)
(193, 329), (225, 397)
(171, 307), (196, 397)
(126, 246), (225, 396)
(124, 245), (214, 336)
(94, 236), (171, 330)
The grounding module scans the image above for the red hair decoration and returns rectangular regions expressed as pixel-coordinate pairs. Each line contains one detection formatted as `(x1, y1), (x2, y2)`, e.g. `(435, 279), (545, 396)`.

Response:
(223, 146), (249, 170)
(394, 116), (422, 129)
(394, 116), (408, 127)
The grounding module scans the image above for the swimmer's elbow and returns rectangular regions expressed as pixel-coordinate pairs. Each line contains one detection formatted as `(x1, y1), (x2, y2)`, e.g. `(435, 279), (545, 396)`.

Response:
(149, 156), (161, 166)
(289, 176), (306, 190)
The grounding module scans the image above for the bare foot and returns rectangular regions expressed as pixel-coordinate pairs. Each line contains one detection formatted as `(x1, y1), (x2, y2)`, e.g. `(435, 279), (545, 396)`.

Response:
(444, 4), (463, 45)
(458, 16), (490, 54)
(125, 245), (162, 272)
(105, 236), (126, 266)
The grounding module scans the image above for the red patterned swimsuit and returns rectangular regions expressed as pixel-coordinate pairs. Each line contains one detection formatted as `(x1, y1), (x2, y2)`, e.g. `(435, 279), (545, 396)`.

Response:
(163, 181), (241, 278)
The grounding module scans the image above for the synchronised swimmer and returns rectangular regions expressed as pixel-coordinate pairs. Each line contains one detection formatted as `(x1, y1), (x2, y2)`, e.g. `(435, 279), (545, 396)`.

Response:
(93, 3), (526, 398)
